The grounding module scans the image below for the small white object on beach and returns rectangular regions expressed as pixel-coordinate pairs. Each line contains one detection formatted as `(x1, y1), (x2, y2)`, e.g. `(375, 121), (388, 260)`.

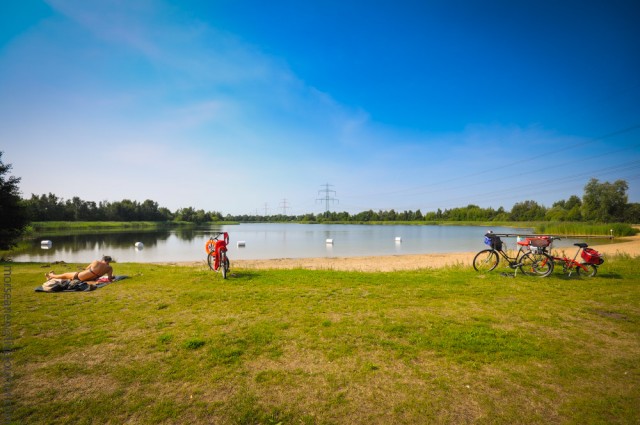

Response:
(325, 238), (334, 244)
(237, 241), (246, 247)
(134, 242), (144, 249)
(40, 240), (52, 249)
(395, 237), (402, 242)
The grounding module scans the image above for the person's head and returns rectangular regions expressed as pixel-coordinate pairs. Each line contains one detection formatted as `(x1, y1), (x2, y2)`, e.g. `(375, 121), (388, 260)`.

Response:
(102, 255), (113, 263)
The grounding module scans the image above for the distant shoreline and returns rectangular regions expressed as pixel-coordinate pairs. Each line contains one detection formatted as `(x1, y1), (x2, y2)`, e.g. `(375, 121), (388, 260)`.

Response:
(159, 233), (640, 272)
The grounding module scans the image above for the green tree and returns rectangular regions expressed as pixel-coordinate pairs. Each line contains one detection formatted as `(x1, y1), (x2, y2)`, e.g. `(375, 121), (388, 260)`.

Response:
(24, 193), (67, 220)
(548, 195), (582, 221)
(509, 200), (547, 221)
(158, 207), (174, 221)
(582, 178), (628, 222)
(354, 209), (376, 222)
(0, 152), (29, 249)
(113, 199), (139, 221)
(624, 203), (640, 223)
(175, 207), (196, 222)
(545, 206), (567, 221)
(192, 209), (209, 224)
(139, 199), (162, 221)
(300, 213), (316, 222)
(565, 195), (582, 210)
(65, 196), (99, 221)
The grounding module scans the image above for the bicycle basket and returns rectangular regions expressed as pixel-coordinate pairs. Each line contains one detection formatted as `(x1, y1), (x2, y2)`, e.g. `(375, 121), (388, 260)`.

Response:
(530, 246), (545, 254)
(581, 248), (604, 265)
(529, 237), (551, 248)
(484, 235), (503, 251)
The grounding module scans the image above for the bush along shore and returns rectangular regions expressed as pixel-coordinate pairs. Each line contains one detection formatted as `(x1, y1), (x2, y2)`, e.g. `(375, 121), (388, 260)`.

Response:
(26, 220), (638, 237)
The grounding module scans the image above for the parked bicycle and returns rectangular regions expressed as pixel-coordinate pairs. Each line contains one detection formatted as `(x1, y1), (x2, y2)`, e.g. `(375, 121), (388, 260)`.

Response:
(205, 232), (230, 279)
(540, 237), (604, 277)
(473, 232), (554, 277)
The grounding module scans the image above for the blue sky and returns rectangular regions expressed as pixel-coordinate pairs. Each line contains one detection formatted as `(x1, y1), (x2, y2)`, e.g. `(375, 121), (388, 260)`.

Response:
(1, 0), (639, 215)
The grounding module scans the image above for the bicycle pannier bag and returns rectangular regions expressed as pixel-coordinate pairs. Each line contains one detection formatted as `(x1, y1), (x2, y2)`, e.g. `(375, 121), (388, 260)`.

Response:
(581, 248), (604, 265)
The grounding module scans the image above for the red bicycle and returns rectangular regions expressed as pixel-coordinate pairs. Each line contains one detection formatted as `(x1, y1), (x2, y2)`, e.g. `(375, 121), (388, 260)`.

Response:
(205, 232), (230, 279)
(543, 237), (604, 277)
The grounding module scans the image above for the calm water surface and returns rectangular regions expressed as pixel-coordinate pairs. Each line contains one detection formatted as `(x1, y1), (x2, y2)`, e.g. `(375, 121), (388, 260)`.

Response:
(13, 223), (590, 263)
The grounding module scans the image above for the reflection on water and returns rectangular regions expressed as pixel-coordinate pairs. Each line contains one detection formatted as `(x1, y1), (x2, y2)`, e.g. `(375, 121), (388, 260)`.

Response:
(11, 223), (597, 263)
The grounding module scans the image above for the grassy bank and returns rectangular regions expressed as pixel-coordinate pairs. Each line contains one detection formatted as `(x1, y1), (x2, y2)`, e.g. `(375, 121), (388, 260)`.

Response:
(29, 221), (236, 231)
(25, 220), (637, 237)
(6, 257), (640, 424)
(534, 222), (638, 237)
(25, 220), (239, 235)
(30, 220), (179, 230)
(304, 220), (638, 237)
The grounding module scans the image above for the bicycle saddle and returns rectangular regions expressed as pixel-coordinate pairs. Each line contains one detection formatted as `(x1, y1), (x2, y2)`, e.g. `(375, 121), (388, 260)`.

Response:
(574, 243), (588, 248)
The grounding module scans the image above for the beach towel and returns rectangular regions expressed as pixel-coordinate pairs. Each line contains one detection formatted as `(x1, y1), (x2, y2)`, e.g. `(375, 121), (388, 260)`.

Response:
(35, 275), (129, 293)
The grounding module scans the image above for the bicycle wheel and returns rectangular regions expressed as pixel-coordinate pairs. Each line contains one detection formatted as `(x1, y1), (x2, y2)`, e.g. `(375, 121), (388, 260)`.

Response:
(473, 249), (499, 272)
(576, 262), (597, 277)
(520, 252), (554, 277)
(220, 252), (229, 279)
(207, 252), (216, 271)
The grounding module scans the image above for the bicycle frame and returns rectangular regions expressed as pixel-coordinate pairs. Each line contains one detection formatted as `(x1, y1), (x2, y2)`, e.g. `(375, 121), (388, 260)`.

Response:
(495, 246), (529, 269)
(473, 233), (554, 277)
(205, 232), (230, 276)
(545, 239), (599, 277)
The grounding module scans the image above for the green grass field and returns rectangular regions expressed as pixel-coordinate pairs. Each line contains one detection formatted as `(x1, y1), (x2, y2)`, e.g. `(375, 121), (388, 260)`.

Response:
(4, 256), (640, 424)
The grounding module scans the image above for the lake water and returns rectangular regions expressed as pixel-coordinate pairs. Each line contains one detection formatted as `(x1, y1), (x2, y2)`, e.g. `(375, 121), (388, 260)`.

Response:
(13, 223), (590, 263)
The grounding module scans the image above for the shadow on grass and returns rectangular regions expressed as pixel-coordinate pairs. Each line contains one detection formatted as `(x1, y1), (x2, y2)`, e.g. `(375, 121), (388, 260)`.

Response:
(227, 271), (262, 280)
(593, 272), (624, 279)
(546, 271), (624, 280)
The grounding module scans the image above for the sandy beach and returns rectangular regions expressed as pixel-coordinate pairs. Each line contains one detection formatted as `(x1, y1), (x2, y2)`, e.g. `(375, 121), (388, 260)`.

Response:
(220, 231), (640, 272)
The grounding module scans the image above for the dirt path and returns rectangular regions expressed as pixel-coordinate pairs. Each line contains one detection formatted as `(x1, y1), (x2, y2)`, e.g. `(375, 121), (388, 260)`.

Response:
(220, 232), (640, 272)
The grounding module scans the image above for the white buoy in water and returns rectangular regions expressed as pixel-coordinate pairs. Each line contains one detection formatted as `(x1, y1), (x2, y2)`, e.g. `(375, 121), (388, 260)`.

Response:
(395, 237), (402, 242)
(325, 239), (334, 244)
(134, 242), (144, 249)
(237, 241), (246, 247)
(40, 240), (52, 249)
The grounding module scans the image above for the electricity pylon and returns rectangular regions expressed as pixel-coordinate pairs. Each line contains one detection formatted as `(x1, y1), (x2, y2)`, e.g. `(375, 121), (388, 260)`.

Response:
(316, 183), (338, 212)
(279, 199), (290, 215)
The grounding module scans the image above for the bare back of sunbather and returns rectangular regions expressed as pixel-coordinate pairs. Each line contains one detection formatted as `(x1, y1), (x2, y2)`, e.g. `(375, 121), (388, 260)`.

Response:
(47, 256), (114, 282)
(76, 260), (111, 281)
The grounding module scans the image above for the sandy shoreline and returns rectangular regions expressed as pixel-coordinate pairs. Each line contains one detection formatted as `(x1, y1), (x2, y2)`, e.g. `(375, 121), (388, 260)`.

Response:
(168, 232), (640, 272)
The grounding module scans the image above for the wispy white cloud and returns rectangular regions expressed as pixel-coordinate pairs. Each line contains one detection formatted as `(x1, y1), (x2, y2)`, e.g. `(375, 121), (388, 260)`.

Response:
(3, 1), (635, 214)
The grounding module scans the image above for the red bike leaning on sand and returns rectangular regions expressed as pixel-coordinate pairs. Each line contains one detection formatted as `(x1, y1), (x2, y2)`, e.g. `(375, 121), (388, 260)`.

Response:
(205, 232), (230, 279)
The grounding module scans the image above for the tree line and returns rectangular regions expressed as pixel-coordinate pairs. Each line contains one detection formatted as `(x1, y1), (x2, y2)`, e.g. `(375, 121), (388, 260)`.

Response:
(21, 193), (227, 223)
(1, 150), (638, 250)
(20, 178), (640, 225)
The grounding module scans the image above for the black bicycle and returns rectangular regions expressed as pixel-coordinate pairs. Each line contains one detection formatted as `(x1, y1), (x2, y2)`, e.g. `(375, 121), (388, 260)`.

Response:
(473, 233), (555, 277)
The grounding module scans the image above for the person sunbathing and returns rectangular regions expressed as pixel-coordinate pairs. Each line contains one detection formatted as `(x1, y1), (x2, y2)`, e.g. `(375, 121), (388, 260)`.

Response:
(46, 256), (115, 282)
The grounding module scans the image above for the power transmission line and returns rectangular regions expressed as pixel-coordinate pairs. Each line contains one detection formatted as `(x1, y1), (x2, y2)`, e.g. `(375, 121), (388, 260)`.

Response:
(343, 123), (640, 199)
(418, 159), (640, 211)
(396, 144), (640, 200)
